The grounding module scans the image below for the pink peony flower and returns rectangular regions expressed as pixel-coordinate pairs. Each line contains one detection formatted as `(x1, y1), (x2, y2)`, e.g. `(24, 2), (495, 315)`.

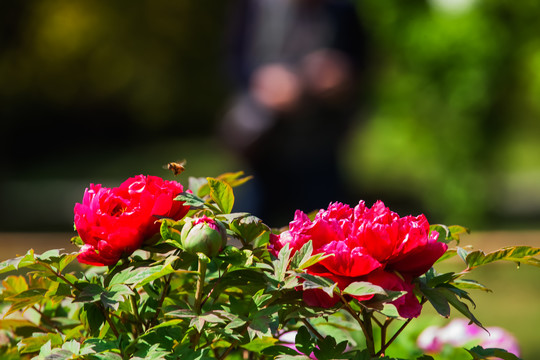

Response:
(269, 201), (447, 318)
(417, 318), (520, 358)
(74, 175), (189, 266)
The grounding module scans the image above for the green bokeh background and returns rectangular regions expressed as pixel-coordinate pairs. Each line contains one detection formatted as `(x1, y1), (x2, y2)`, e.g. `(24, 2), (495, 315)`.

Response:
(1, 0), (539, 358)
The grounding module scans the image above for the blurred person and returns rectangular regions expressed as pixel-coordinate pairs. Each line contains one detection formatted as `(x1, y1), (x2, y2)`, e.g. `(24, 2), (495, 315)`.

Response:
(220, 0), (369, 227)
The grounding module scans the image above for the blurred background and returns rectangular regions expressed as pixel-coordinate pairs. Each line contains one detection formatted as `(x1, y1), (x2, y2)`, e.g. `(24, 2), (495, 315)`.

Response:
(1, 0), (540, 357)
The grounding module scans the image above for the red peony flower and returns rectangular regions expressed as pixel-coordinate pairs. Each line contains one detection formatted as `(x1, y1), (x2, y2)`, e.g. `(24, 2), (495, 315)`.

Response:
(270, 201), (447, 318)
(74, 175), (189, 266)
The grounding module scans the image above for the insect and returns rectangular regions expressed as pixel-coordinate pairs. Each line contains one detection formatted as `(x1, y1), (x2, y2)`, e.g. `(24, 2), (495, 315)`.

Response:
(165, 160), (187, 176)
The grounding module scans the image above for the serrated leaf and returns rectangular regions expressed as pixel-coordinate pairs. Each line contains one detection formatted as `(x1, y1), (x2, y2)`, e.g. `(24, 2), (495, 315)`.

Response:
(207, 177), (234, 214)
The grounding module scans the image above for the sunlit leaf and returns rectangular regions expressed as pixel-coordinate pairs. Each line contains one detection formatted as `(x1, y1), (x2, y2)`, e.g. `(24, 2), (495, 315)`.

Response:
(452, 278), (492, 292)
(174, 192), (206, 209)
(207, 177), (234, 214)
(18, 333), (63, 354)
(465, 246), (540, 270)
(342, 281), (388, 297)
(242, 336), (279, 353)
(216, 171), (253, 188)
(0, 250), (36, 274)
(230, 215), (270, 244)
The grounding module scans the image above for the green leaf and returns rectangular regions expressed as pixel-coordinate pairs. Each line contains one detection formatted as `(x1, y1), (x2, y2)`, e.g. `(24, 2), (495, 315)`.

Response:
(17, 333), (63, 354)
(109, 256), (179, 288)
(207, 177), (234, 214)
(438, 287), (484, 329)
(426, 272), (457, 287)
(4, 288), (48, 316)
(421, 287), (450, 318)
(299, 273), (336, 297)
(101, 284), (133, 311)
(230, 215), (270, 243)
(452, 278), (492, 292)
(58, 252), (79, 272)
(430, 224), (469, 244)
(313, 336), (348, 360)
(295, 326), (314, 356)
(75, 283), (105, 303)
(175, 192), (206, 209)
(89, 353), (124, 360)
(457, 247), (469, 264)
(465, 246), (540, 270)
(0, 249), (36, 274)
(272, 244), (292, 282)
(159, 218), (182, 245)
(81, 303), (106, 336)
(466, 346), (520, 360)
(342, 281), (388, 297)
(217, 171), (253, 188)
(242, 337), (279, 353)
(62, 340), (81, 355)
(81, 338), (118, 355)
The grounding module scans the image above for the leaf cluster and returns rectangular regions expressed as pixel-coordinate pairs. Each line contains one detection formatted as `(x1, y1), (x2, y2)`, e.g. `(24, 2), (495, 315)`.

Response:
(0, 177), (536, 360)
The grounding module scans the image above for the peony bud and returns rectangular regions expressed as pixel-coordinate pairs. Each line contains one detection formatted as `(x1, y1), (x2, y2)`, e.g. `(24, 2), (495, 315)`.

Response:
(180, 216), (227, 257)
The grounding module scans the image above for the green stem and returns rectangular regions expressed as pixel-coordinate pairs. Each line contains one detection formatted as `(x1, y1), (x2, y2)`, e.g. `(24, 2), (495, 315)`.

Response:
(377, 298), (427, 356)
(338, 293), (375, 356)
(379, 318), (392, 356)
(148, 273), (173, 328)
(130, 293), (144, 336)
(191, 255), (208, 349)
(362, 309), (376, 356)
(301, 318), (325, 341)
(194, 255), (207, 314)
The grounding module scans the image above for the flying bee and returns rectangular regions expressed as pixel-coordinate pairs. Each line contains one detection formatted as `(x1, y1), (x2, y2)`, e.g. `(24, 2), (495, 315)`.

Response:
(165, 160), (187, 176)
